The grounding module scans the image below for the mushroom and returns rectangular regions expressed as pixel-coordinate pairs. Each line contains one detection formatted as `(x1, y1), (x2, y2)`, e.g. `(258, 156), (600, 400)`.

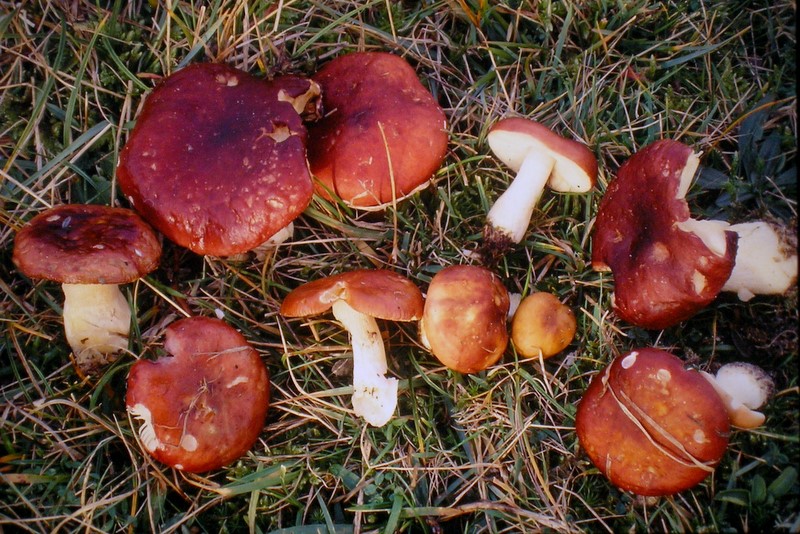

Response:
(592, 139), (738, 329)
(700, 362), (775, 429)
(575, 348), (730, 496)
(126, 316), (270, 472)
(12, 204), (161, 372)
(511, 292), (577, 359)
(720, 220), (797, 302)
(280, 269), (424, 427)
(419, 265), (510, 374)
(593, 139), (797, 328)
(117, 62), (321, 256)
(307, 51), (448, 210)
(483, 118), (597, 255)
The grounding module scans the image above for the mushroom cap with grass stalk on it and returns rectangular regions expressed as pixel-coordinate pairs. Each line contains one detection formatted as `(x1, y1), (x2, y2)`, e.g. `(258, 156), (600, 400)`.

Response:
(280, 269), (424, 427)
(480, 117), (597, 266)
(306, 51), (448, 211)
(117, 62), (322, 258)
(418, 265), (510, 374)
(575, 348), (731, 496)
(592, 139), (797, 330)
(12, 204), (161, 375)
(126, 316), (270, 473)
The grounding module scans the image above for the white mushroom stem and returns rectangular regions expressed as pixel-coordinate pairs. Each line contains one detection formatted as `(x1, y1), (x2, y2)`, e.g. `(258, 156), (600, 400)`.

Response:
(331, 299), (397, 427)
(700, 362), (774, 429)
(62, 283), (131, 358)
(486, 151), (555, 243)
(721, 221), (798, 301)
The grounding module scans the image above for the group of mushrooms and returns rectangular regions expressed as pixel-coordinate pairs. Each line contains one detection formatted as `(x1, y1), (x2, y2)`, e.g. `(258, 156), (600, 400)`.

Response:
(12, 52), (797, 494)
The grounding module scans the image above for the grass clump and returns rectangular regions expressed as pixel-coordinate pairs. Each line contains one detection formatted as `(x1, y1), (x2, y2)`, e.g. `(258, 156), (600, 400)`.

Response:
(1, 1), (797, 533)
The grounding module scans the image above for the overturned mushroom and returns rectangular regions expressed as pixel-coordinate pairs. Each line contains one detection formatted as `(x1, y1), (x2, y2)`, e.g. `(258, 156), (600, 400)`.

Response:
(13, 204), (161, 373)
(280, 269), (424, 427)
(126, 316), (270, 473)
(419, 265), (510, 374)
(117, 62), (321, 256)
(483, 118), (597, 258)
(592, 139), (738, 329)
(576, 348), (730, 496)
(593, 139), (797, 328)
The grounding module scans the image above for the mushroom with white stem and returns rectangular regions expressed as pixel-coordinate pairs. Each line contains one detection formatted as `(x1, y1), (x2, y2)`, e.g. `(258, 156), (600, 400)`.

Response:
(12, 204), (162, 374)
(280, 269), (424, 427)
(482, 118), (597, 260)
(700, 362), (775, 429)
(592, 139), (797, 329)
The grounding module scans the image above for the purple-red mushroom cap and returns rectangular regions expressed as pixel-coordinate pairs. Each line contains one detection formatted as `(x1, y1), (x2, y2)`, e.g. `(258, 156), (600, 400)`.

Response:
(117, 62), (320, 256)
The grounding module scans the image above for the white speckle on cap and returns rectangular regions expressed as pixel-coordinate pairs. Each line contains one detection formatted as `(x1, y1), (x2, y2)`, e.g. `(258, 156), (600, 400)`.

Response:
(656, 368), (672, 382)
(179, 434), (198, 451)
(621, 351), (639, 369)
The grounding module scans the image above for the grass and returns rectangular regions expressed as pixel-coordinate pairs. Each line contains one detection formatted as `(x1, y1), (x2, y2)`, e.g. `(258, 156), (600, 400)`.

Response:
(0, 1), (797, 532)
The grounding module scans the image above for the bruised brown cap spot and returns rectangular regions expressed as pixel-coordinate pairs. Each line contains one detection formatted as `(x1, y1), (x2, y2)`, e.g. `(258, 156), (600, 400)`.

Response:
(280, 269), (424, 322)
(575, 348), (730, 496)
(307, 52), (448, 209)
(126, 316), (270, 473)
(13, 204), (161, 284)
(419, 265), (509, 374)
(591, 140), (737, 329)
(117, 62), (320, 256)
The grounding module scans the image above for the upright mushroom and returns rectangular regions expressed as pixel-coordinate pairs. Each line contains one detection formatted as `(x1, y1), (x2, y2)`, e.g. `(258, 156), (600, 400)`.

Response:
(419, 265), (510, 374)
(511, 291), (577, 360)
(12, 204), (161, 372)
(117, 62), (321, 256)
(307, 52), (449, 209)
(483, 118), (597, 257)
(126, 316), (270, 472)
(280, 269), (424, 427)
(575, 348), (730, 496)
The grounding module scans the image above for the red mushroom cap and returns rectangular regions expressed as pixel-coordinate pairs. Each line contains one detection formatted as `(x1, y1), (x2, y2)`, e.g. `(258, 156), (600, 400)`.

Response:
(126, 316), (270, 473)
(117, 62), (320, 256)
(307, 52), (448, 209)
(419, 265), (510, 374)
(12, 204), (161, 284)
(592, 139), (738, 329)
(280, 269), (424, 321)
(575, 348), (730, 496)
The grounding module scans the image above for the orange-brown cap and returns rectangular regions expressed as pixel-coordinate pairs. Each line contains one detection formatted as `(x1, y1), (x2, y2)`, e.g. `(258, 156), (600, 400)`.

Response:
(280, 269), (424, 322)
(307, 52), (448, 209)
(13, 204), (161, 284)
(126, 316), (269, 473)
(576, 348), (730, 496)
(420, 265), (509, 374)
(117, 62), (320, 256)
(511, 292), (576, 359)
